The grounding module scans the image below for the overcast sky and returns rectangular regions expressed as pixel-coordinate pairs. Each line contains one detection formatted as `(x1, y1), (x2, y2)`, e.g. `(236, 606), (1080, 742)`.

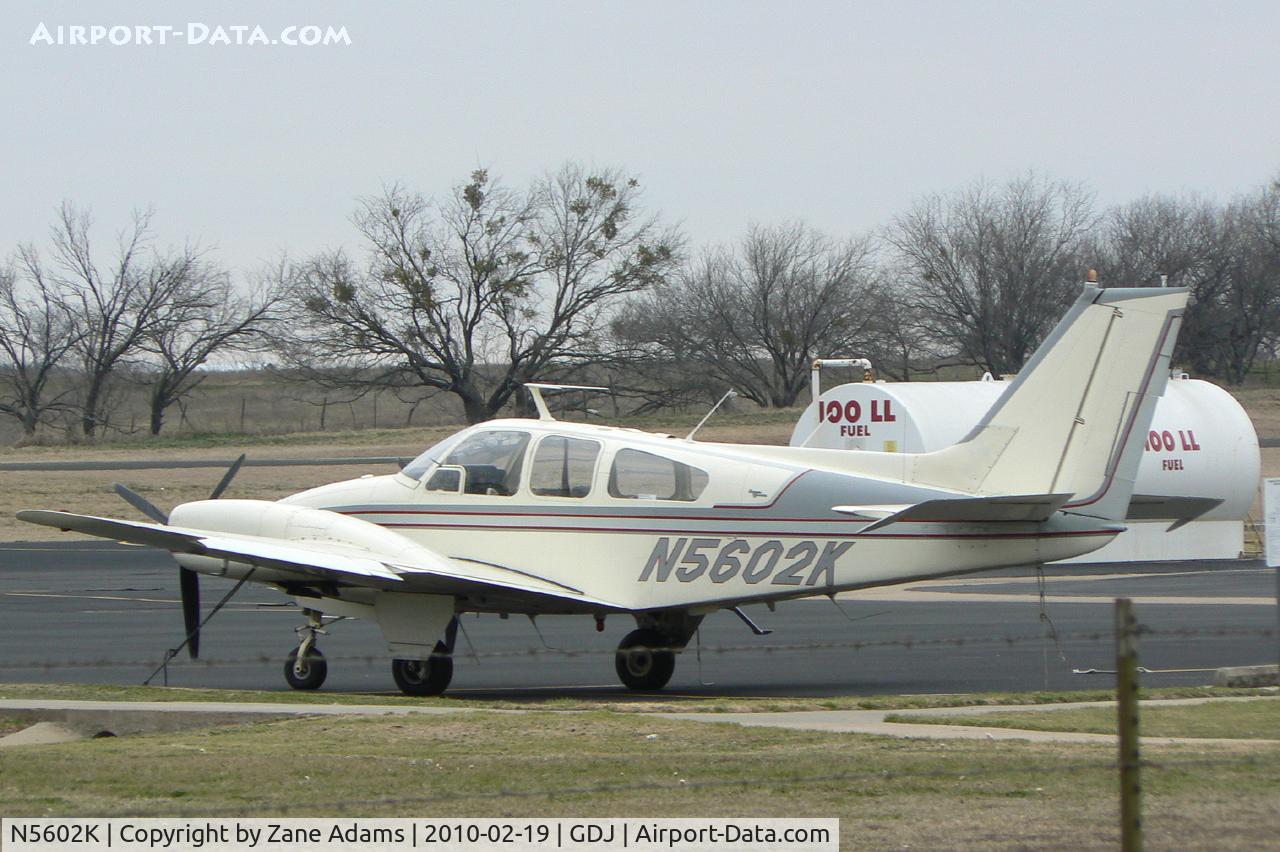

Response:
(3, 1), (1277, 278)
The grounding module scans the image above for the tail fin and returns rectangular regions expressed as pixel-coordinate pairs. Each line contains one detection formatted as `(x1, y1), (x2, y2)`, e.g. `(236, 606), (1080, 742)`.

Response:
(908, 285), (1188, 521)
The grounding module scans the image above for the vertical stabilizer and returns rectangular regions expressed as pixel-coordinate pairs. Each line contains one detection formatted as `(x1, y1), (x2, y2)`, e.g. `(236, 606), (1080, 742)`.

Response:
(908, 285), (1188, 521)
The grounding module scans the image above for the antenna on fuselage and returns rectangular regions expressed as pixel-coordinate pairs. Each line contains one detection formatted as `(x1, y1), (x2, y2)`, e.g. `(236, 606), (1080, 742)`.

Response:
(685, 388), (738, 441)
(523, 383), (609, 421)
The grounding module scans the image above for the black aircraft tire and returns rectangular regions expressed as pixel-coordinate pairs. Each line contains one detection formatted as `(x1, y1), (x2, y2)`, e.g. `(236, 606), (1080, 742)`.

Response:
(284, 647), (327, 690)
(615, 628), (676, 691)
(392, 649), (454, 696)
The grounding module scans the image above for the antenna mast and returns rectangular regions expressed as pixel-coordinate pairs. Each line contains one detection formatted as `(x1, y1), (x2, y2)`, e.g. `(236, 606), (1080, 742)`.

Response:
(685, 389), (738, 441)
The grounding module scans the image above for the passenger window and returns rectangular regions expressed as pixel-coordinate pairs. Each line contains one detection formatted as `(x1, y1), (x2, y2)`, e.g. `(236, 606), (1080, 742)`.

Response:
(530, 436), (601, 498)
(440, 430), (531, 496)
(608, 449), (709, 501)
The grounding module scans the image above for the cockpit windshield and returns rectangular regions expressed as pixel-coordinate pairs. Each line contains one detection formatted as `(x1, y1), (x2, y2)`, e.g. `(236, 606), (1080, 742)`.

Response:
(400, 432), (467, 481)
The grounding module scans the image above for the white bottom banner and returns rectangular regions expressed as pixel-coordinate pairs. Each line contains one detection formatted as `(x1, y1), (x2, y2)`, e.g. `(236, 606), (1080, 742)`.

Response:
(1, 818), (839, 851)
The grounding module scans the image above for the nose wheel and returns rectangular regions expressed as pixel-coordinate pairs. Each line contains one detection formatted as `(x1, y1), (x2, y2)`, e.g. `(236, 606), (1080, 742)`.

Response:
(284, 609), (328, 691)
(284, 647), (327, 690)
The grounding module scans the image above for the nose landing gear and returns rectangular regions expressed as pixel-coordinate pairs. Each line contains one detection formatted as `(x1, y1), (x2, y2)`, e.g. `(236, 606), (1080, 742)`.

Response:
(284, 609), (328, 691)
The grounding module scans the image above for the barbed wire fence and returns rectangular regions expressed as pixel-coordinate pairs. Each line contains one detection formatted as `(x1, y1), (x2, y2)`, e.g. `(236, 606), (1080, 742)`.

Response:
(0, 625), (1273, 672)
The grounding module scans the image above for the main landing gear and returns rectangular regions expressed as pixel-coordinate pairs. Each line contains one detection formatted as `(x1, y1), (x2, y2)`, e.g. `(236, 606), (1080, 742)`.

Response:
(615, 629), (676, 691)
(613, 612), (703, 692)
(391, 655), (452, 696)
(392, 616), (460, 696)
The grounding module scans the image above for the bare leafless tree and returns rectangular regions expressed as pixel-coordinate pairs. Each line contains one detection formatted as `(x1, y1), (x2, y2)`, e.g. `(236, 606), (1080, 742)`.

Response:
(1095, 194), (1231, 375)
(1096, 194), (1223, 288)
(1200, 185), (1280, 383)
(615, 222), (881, 408)
(860, 285), (934, 381)
(33, 204), (212, 437)
(279, 164), (680, 423)
(1097, 186), (1280, 383)
(887, 174), (1096, 375)
(143, 269), (279, 435)
(0, 260), (81, 435)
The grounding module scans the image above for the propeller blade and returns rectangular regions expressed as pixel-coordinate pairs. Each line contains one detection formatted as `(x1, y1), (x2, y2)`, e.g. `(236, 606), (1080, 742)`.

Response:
(208, 453), (247, 500)
(113, 484), (169, 524)
(179, 567), (201, 659)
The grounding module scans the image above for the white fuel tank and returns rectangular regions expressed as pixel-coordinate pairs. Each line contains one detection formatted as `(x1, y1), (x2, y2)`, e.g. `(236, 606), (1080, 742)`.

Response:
(790, 375), (1260, 561)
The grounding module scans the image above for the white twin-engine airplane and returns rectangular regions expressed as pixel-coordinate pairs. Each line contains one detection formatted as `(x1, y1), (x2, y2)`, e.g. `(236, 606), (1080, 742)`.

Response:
(21, 284), (1189, 696)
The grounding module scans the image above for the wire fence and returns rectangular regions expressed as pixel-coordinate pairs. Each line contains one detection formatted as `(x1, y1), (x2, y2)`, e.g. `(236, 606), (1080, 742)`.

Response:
(0, 625), (1273, 672)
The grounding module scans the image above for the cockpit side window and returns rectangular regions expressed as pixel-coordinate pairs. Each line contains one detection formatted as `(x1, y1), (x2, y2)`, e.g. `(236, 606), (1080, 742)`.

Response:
(530, 436), (601, 498)
(608, 448), (709, 502)
(437, 430), (531, 496)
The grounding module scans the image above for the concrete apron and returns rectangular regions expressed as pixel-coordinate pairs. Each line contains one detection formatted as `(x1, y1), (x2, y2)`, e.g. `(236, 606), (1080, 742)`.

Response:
(662, 695), (1280, 745)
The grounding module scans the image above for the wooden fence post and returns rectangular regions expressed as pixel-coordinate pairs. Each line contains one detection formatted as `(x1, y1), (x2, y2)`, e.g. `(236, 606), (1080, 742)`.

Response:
(1116, 597), (1142, 852)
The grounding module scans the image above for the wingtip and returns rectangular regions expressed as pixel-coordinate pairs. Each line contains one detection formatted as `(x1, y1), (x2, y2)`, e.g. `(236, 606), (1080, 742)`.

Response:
(16, 509), (57, 524)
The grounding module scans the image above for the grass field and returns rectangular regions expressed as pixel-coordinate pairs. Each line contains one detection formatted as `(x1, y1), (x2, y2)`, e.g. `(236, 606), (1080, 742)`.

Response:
(886, 699), (1280, 739)
(0, 709), (1276, 849)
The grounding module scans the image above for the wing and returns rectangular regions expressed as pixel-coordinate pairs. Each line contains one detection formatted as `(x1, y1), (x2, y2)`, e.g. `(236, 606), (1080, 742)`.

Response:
(17, 509), (622, 612)
(832, 493), (1073, 533)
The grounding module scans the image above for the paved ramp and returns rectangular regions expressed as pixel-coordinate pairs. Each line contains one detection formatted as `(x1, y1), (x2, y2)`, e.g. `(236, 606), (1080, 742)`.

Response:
(662, 696), (1280, 745)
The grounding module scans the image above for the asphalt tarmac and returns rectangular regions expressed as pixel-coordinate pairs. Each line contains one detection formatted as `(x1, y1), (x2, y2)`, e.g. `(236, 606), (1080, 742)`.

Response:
(1, 542), (1276, 699)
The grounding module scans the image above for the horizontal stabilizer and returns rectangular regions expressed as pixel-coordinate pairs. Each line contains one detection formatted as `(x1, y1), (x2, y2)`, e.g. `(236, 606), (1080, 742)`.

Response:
(1123, 494), (1224, 531)
(833, 493), (1073, 533)
(827, 505), (908, 522)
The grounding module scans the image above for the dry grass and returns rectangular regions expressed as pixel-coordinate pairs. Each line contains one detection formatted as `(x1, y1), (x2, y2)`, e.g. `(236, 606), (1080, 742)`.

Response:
(1, 464), (381, 541)
(0, 372), (469, 446)
(1233, 387), (1280, 439)
(0, 711), (1276, 849)
(1, 414), (798, 541)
